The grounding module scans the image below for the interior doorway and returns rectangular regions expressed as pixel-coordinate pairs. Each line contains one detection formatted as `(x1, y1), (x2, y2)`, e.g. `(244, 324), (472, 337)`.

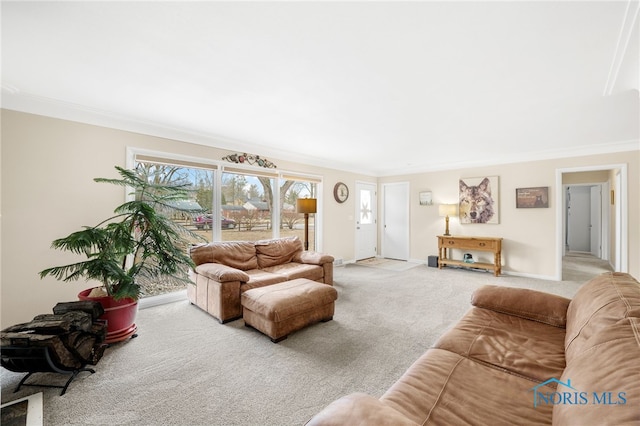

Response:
(556, 164), (628, 281)
(565, 184), (603, 256)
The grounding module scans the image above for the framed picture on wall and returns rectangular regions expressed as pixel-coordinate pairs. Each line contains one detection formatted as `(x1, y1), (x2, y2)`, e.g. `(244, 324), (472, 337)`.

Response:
(516, 186), (549, 208)
(419, 191), (433, 206)
(459, 176), (499, 224)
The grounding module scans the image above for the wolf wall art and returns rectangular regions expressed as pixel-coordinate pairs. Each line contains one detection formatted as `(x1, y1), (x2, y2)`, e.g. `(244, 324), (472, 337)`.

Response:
(459, 176), (499, 224)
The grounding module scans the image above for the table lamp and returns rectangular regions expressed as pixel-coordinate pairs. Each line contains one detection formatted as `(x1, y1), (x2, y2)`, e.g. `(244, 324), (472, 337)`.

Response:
(438, 204), (458, 236)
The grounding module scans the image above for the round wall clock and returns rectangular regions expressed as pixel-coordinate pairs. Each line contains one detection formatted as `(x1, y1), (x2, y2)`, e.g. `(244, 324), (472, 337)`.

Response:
(333, 182), (349, 203)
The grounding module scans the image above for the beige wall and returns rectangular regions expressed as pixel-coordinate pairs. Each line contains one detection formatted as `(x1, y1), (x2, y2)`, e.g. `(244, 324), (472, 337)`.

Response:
(1, 109), (639, 327)
(379, 151), (640, 279)
(0, 110), (371, 327)
(378, 151), (639, 280)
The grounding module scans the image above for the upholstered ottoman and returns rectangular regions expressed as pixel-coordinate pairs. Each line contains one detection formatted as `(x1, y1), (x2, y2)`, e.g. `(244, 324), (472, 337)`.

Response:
(241, 278), (338, 342)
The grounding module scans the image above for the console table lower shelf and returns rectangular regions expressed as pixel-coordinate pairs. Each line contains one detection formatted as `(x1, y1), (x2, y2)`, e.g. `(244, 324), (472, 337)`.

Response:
(437, 235), (503, 276)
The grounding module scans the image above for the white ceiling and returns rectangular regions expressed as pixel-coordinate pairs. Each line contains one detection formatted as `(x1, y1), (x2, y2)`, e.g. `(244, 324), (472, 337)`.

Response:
(2, 1), (639, 176)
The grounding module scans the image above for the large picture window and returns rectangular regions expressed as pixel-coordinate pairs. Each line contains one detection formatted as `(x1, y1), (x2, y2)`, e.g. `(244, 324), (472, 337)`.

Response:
(130, 150), (322, 299)
(134, 157), (216, 246)
(220, 170), (275, 242)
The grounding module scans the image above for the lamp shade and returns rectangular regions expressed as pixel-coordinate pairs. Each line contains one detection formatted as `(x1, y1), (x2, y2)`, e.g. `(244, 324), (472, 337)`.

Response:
(439, 204), (458, 217)
(296, 198), (317, 214)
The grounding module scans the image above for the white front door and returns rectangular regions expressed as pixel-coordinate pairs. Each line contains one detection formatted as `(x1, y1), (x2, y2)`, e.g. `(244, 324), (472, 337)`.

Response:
(382, 182), (409, 260)
(355, 182), (377, 260)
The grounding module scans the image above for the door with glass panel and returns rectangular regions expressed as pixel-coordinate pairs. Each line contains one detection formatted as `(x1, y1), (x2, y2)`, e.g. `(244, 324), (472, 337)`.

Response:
(355, 182), (377, 260)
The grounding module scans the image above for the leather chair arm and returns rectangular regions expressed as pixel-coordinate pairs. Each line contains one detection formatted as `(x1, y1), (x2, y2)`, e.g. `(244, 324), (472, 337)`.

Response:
(306, 393), (419, 426)
(471, 285), (570, 327)
(194, 263), (250, 283)
(294, 251), (335, 265)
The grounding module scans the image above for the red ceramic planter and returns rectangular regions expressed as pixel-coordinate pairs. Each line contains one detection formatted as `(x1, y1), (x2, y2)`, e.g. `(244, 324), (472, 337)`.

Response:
(78, 288), (138, 344)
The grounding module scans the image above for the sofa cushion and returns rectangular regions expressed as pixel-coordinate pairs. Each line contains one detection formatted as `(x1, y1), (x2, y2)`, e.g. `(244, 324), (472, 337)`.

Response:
(565, 272), (640, 362)
(190, 241), (258, 271)
(242, 270), (288, 292)
(433, 307), (567, 382)
(255, 236), (303, 268)
(262, 263), (324, 282)
(553, 317), (640, 426)
(472, 285), (570, 327)
(379, 348), (554, 425)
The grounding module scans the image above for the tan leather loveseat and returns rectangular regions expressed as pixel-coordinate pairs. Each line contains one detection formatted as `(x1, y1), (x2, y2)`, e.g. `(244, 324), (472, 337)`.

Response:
(308, 272), (640, 425)
(187, 236), (334, 323)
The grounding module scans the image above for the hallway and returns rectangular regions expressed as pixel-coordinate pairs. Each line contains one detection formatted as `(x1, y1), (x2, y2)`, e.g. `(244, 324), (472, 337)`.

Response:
(563, 251), (614, 282)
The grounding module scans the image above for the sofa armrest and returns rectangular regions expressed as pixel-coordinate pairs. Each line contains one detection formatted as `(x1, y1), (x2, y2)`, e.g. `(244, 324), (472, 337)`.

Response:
(471, 285), (571, 328)
(294, 251), (334, 265)
(306, 393), (419, 426)
(194, 263), (250, 283)
(294, 251), (335, 285)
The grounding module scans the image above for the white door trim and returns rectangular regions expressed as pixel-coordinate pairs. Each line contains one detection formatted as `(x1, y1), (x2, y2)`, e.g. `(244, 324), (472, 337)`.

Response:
(556, 163), (628, 280)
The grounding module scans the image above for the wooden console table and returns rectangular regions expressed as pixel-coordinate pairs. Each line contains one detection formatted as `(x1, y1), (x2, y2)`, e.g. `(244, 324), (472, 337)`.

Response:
(437, 235), (503, 276)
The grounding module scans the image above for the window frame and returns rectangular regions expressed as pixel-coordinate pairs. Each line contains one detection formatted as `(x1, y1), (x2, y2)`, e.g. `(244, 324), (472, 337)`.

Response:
(127, 147), (324, 250)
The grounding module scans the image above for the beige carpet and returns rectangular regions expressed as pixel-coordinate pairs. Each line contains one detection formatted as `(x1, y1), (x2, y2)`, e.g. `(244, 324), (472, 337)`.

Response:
(1, 265), (587, 425)
(355, 257), (420, 272)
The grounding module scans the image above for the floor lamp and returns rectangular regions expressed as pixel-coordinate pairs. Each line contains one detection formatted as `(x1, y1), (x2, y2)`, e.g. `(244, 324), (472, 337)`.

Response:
(438, 204), (458, 236)
(296, 198), (317, 250)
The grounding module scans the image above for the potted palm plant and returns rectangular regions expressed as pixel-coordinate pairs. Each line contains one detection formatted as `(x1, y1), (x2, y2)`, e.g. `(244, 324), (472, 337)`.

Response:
(40, 166), (204, 343)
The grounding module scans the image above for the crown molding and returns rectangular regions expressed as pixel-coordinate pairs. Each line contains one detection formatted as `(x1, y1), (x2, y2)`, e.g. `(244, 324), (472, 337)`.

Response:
(3, 90), (637, 178)
(376, 139), (640, 177)
(1, 90), (377, 176)
(604, 0), (640, 96)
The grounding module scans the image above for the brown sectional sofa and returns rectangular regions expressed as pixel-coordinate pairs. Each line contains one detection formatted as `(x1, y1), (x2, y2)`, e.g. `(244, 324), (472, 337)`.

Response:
(308, 272), (640, 425)
(187, 236), (334, 323)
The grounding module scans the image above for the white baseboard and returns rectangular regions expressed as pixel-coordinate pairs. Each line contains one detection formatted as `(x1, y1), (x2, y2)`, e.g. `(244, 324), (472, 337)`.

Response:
(502, 270), (559, 281)
(139, 290), (187, 309)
